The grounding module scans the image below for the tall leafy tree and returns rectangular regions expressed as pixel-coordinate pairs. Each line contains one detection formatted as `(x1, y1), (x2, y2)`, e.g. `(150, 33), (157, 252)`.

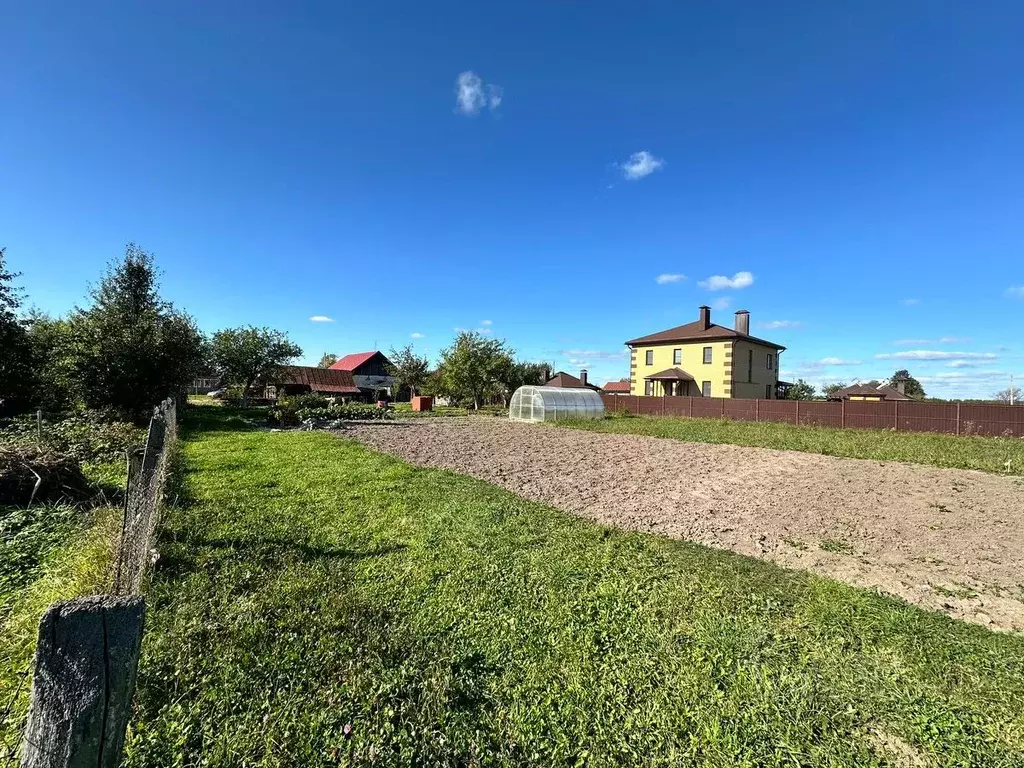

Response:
(0, 247), (36, 412)
(69, 244), (206, 419)
(821, 382), (847, 400)
(436, 331), (512, 409)
(496, 359), (550, 405)
(317, 353), (338, 369)
(785, 379), (817, 401)
(211, 326), (302, 401)
(387, 344), (430, 399)
(889, 369), (926, 399)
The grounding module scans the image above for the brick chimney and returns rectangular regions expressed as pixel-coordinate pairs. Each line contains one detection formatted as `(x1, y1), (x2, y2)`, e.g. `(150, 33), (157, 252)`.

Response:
(698, 305), (711, 331)
(893, 377), (906, 395)
(580, 369), (588, 387)
(734, 309), (750, 336)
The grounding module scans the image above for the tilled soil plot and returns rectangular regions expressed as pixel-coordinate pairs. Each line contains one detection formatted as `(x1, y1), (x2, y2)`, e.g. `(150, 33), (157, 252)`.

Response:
(341, 418), (1024, 631)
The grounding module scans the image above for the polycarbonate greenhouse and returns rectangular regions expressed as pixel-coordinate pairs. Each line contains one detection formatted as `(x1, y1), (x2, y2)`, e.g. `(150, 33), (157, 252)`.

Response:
(508, 386), (605, 423)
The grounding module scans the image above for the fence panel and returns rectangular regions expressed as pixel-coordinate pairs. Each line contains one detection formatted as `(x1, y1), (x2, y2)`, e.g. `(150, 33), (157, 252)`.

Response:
(841, 400), (895, 431)
(898, 401), (958, 435)
(796, 401), (843, 428)
(757, 399), (799, 425)
(690, 397), (722, 419)
(960, 403), (1024, 437)
(662, 396), (691, 417)
(723, 399), (757, 421)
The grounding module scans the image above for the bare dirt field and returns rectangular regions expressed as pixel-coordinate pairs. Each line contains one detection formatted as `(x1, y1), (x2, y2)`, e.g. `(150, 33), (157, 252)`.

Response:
(341, 417), (1024, 631)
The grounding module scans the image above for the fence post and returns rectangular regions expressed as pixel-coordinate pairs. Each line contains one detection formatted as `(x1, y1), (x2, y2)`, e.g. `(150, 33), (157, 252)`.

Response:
(688, 396), (693, 418)
(841, 399), (845, 428)
(36, 410), (43, 445)
(721, 398), (726, 418)
(662, 393), (666, 416)
(20, 597), (145, 768)
(755, 398), (759, 422)
(795, 399), (800, 426)
(894, 400), (899, 431)
(956, 402), (961, 436)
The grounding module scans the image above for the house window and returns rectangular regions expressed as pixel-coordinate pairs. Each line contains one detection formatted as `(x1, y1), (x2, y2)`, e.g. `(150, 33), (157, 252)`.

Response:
(766, 353), (773, 370)
(703, 346), (712, 364)
(702, 380), (712, 397)
(748, 350), (753, 383)
(645, 350), (654, 366)
(765, 384), (772, 399)
(673, 348), (682, 365)
(645, 380), (654, 396)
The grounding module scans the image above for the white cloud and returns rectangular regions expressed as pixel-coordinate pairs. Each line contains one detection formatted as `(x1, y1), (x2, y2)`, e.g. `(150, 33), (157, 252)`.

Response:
(711, 297), (731, 310)
(410, 332), (425, 339)
(480, 327), (493, 335)
(946, 360), (980, 368)
(309, 315), (334, 323)
(875, 350), (998, 361)
(894, 337), (971, 346)
(819, 357), (862, 366)
(480, 319), (493, 326)
(902, 298), (921, 306)
(1006, 286), (1024, 298)
(620, 150), (664, 181)
(559, 349), (629, 361)
(455, 71), (502, 116)
(698, 271), (754, 291)
(759, 320), (801, 329)
(655, 273), (686, 285)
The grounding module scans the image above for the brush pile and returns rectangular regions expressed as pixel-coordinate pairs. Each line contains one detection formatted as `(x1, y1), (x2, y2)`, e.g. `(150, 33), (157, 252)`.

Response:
(0, 444), (93, 506)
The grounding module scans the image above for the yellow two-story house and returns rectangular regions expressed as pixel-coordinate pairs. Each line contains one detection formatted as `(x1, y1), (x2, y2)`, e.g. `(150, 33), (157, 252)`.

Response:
(626, 306), (785, 399)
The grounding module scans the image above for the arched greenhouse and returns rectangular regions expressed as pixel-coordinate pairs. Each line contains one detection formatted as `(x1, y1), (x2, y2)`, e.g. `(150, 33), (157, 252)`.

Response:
(508, 386), (605, 423)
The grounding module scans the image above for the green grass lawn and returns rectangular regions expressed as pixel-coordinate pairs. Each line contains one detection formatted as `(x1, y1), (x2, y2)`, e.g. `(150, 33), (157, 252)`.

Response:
(124, 407), (1024, 766)
(559, 414), (1024, 475)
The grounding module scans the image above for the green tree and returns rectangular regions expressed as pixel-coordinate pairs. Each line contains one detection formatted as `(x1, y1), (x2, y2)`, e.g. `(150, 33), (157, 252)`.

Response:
(387, 344), (430, 399)
(317, 353), (338, 369)
(496, 359), (550, 405)
(68, 244), (206, 419)
(0, 247), (36, 413)
(436, 331), (512, 409)
(785, 379), (817, 401)
(821, 382), (847, 400)
(889, 369), (926, 399)
(211, 326), (302, 402)
(24, 311), (77, 411)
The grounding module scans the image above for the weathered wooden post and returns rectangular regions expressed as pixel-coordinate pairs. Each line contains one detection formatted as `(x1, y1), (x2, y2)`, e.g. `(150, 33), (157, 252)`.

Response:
(20, 597), (145, 768)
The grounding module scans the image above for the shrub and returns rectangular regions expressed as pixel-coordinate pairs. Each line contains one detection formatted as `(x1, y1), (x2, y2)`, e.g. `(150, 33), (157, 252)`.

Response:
(295, 403), (392, 424)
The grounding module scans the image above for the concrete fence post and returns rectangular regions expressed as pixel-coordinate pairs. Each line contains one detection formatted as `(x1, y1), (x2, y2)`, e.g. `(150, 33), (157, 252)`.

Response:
(956, 402), (961, 436)
(841, 399), (845, 428)
(20, 596), (145, 768)
(894, 400), (900, 431)
(795, 399), (800, 426)
(755, 398), (759, 422)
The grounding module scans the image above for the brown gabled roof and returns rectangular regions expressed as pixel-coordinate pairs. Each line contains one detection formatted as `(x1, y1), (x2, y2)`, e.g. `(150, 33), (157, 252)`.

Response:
(625, 320), (785, 350)
(829, 383), (910, 401)
(544, 372), (601, 390)
(644, 367), (696, 381)
(602, 379), (631, 392)
(279, 366), (361, 394)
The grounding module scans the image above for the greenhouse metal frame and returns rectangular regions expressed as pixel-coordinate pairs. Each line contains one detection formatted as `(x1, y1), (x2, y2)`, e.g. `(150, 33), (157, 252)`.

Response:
(508, 386), (605, 423)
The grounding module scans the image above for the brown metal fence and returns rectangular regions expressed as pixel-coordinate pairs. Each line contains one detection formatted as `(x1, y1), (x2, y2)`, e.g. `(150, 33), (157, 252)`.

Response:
(602, 394), (1024, 437)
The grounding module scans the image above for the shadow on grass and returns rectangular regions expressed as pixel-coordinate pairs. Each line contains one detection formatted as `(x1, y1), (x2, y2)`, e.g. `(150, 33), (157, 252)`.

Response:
(180, 402), (266, 437)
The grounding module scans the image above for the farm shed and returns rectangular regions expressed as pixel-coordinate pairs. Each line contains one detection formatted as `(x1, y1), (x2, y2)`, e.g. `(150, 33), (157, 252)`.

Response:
(509, 386), (604, 423)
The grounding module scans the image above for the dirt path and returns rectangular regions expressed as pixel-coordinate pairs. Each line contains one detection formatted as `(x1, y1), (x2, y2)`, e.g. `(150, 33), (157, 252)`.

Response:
(341, 418), (1024, 631)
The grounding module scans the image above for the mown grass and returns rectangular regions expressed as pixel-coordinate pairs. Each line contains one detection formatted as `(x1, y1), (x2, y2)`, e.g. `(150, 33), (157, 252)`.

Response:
(559, 414), (1024, 475)
(124, 406), (1024, 766)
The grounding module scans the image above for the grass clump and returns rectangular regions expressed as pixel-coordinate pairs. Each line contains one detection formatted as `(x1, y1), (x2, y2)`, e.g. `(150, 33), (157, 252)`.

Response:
(560, 414), (1024, 475)
(124, 407), (1024, 766)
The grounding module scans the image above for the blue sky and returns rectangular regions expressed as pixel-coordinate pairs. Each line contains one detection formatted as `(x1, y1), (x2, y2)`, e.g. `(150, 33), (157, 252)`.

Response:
(3, 1), (1023, 398)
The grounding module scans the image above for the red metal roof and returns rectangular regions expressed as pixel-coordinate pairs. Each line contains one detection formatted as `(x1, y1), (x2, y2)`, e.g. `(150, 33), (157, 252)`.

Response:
(329, 351), (381, 372)
(280, 366), (360, 394)
(602, 380), (631, 392)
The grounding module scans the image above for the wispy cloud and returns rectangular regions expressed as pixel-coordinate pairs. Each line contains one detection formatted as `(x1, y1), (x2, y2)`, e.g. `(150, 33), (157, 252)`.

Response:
(620, 150), (664, 181)
(711, 297), (731, 310)
(559, 349), (629, 361)
(655, 273), (686, 285)
(893, 337), (971, 346)
(455, 71), (502, 116)
(758, 320), (801, 330)
(480, 319), (493, 326)
(818, 357), (862, 366)
(875, 350), (998, 361)
(309, 315), (334, 323)
(901, 298), (921, 306)
(480, 327), (493, 335)
(1006, 286), (1024, 298)
(699, 271), (754, 291)
(946, 360), (980, 368)
(410, 332), (425, 339)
